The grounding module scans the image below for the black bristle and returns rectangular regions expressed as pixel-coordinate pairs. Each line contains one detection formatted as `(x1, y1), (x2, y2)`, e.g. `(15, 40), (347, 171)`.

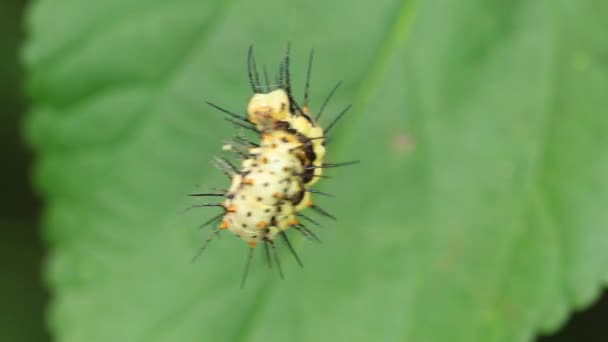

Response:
(270, 241), (284, 279)
(240, 247), (255, 289)
(247, 45), (257, 92)
(316, 81), (342, 120)
(191, 227), (222, 263)
(278, 59), (285, 89)
(310, 204), (337, 221)
(306, 189), (335, 198)
(280, 231), (303, 267)
(263, 65), (271, 92)
(250, 47), (261, 91)
(198, 212), (224, 230)
(225, 118), (258, 133)
(206, 101), (250, 123)
(263, 239), (272, 269)
(188, 193), (225, 197)
(297, 212), (322, 226)
(284, 43), (292, 95)
(325, 104), (352, 134)
(295, 223), (322, 243)
(184, 203), (224, 213)
(218, 157), (239, 174)
(306, 160), (360, 170)
(303, 49), (314, 110)
(295, 173), (332, 180)
(234, 135), (259, 147)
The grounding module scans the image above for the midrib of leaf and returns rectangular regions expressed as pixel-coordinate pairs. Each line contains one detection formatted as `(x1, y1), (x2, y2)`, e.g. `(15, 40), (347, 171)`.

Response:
(230, 1), (421, 341)
(330, 0), (420, 157)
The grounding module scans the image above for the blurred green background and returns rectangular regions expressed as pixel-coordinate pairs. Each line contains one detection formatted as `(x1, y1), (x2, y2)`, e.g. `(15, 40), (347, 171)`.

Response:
(3, 0), (608, 341)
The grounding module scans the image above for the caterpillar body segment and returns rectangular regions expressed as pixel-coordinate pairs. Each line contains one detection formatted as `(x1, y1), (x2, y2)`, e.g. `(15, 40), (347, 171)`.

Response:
(220, 130), (307, 246)
(247, 89), (327, 186)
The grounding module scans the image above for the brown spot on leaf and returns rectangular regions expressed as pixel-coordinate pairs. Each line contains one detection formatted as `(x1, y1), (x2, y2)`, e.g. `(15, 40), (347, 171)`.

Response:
(393, 132), (415, 154)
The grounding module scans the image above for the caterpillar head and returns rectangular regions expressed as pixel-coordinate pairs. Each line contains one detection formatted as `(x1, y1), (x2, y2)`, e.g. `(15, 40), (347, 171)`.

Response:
(247, 89), (291, 130)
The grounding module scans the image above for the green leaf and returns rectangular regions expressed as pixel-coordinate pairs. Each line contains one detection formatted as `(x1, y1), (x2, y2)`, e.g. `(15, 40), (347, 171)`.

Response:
(24, 0), (608, 341)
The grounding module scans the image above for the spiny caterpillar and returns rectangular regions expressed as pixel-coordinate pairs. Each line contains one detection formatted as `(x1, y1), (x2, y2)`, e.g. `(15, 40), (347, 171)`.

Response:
(190, 45), (357, 287)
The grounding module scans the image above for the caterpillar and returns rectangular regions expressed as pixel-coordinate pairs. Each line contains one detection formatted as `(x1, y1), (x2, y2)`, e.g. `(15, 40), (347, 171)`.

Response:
(191, 45), (357, 287)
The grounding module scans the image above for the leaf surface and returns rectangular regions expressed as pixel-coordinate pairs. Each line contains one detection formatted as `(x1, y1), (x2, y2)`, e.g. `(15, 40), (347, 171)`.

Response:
(24, 0), (608, 341)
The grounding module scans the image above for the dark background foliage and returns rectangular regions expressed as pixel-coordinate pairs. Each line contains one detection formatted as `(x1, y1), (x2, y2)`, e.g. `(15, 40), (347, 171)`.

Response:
(0, 1), (47, 341)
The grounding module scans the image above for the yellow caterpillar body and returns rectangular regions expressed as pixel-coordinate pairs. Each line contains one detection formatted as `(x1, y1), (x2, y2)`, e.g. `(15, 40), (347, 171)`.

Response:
(193, 47), (352, 286)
